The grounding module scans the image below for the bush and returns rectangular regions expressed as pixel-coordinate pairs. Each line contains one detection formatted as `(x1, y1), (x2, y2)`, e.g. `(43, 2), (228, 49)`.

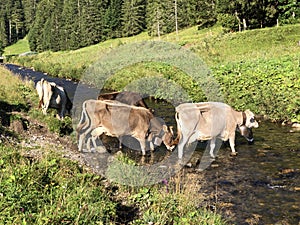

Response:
(213, 54), (300, 122)
(217, 13), (239, 32)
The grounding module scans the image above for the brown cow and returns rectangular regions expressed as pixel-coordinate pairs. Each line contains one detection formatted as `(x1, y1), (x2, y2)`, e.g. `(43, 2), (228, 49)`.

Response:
(76, 100), (174, 155)
(174, 102), (259, 159)
(36, 78), (72, 119)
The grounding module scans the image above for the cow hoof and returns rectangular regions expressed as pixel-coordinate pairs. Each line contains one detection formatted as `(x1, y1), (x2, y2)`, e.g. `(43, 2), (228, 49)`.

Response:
(230, 152), (238, 156)
(195, 168), (204, 173)
(97, 147), (107, 153)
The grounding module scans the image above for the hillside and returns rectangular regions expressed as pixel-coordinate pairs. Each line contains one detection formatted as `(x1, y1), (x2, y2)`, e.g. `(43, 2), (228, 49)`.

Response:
(5, 24), (300, 122)
(6, 24), (300, 69)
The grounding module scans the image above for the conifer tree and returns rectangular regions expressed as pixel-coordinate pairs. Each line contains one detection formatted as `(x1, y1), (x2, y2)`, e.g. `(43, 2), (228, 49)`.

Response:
(22, 0), (40, 33)
(0, 14), (8, 47)
(146, 0), (176, 37)
(104, 0), (123, 38)
(60, 0), (81, 50)
(121, 0), (146, 37)
(80, 0), (109, 47)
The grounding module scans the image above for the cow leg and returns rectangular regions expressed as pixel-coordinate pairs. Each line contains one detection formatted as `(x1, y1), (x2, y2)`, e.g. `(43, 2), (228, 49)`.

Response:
(118, 136), (123, 149)
(149, 141), (155, 151)
(209, 137), (216, 158)
(59, 98), (67, 120)
(42, 104), (47, 115)
(78, 132), (86, 152)
(139, 139), (147, 156)
(43, 89), (51, 115)
(57, 108), (64, 120)
(229, 135), (237, 156)
(177, 136), (188, 159)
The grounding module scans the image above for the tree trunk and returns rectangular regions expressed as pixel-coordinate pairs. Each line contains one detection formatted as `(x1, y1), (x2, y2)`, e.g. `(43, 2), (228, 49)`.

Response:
(9, 19), (12, 43)
(235, 11), (241, 32)
(243, 18), (247, 30)
(174, 0), (178, 40)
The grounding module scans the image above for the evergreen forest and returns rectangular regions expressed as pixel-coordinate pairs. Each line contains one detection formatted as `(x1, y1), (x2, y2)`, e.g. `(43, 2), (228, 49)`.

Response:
(0, 0), (299, 53)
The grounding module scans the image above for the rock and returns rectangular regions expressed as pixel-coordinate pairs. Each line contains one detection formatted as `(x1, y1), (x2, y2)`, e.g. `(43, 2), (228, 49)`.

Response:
(291, 123), (300, 128)
(10, 120), (25, 134)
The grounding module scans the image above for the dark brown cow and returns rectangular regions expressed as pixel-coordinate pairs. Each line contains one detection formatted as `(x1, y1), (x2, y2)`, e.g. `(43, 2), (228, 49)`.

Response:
(77, 100), (174, 155)
(174, 102), (259, 159)
(98, 91), (149, 109)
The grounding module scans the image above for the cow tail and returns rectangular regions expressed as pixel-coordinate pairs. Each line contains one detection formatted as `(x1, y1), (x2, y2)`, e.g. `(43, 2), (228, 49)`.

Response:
(173, 112), (182, 145)
(37, 78), (45, 108)
(76, 101), (89, 134)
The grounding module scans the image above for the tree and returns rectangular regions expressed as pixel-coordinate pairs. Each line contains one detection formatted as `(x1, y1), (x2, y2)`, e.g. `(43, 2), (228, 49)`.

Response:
(104, 0), (123, 38)
(59, 0), (81, 50)
(0, 40), (4, 55)
(80, 0), (109, 47)
(28, 0), (55, 51)
(278, 0), (300, 24)
(10, 0), (26, 42)
(146, 0), (174, 37)
(22, 0), (40, 33)
(0, 14), (8, 47)
(121, 0), (146, 37)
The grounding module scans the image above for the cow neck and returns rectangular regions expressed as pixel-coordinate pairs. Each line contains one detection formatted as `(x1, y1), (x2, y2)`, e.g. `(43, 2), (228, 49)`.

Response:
(147, 126), (165, 139)
(241, 112), (247, 126)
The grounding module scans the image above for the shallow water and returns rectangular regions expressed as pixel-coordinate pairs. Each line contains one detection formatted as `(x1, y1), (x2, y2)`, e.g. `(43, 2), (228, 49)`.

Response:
(5, 63), (300, 225)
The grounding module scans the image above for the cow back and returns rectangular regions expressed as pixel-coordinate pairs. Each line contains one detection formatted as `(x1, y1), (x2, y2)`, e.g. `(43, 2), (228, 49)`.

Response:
(98, 91), (149, 109)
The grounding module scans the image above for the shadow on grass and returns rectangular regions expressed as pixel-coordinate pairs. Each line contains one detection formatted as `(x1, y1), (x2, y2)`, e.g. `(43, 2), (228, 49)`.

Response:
(0, 101), (30, 138)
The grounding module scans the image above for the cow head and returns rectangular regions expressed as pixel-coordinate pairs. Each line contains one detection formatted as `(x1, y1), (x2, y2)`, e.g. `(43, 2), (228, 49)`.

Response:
(162, 125), (175, 151)
(244, 109), (259, 129)
(237, 125), (254, 144)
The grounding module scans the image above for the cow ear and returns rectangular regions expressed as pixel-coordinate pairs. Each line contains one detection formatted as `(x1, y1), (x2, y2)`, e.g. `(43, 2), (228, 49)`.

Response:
(169, 126), (174, 135)
(245, 109), (251, 115)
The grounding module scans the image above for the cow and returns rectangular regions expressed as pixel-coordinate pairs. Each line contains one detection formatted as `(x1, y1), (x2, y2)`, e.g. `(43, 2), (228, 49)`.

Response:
(36, 78), (72, 120)
(76, 99), (174, 155)
(98, 91), (152, 111)
(174, 102), (259, 159)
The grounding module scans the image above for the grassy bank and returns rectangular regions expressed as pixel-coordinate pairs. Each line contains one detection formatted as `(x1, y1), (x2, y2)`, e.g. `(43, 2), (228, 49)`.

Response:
(0, 66), (226, 224)
(5, 24), (300, 122)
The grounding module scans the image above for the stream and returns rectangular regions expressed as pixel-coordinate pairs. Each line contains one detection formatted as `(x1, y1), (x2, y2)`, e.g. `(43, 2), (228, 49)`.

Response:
(4, 63), (300, 225)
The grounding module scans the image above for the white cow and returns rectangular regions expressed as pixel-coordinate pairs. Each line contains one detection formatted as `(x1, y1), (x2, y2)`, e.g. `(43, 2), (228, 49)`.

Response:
(174, 102), (259, 159)
(36, 78), (72, 119)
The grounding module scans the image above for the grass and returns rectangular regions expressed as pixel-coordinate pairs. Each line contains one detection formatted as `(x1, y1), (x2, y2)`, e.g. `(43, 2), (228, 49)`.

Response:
(3, 36), (30, 56)
(5, 24), (300, 69)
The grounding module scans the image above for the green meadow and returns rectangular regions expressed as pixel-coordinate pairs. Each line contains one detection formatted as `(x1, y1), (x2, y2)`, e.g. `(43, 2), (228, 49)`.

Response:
(6, 24), (300, 122)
